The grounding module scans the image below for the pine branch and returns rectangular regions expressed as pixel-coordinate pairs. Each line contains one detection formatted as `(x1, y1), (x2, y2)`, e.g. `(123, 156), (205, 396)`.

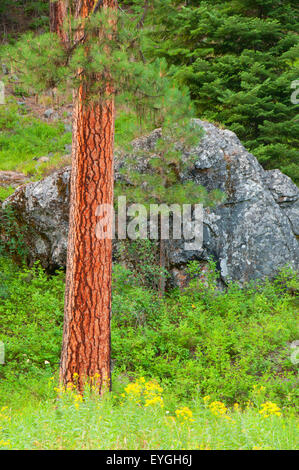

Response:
(137, 0), (149, 30)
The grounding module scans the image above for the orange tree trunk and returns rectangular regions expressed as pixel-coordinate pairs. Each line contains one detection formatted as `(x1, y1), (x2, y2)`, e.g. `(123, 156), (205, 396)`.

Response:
(59, 0), (118, 393)
(49, 0), (68, 43)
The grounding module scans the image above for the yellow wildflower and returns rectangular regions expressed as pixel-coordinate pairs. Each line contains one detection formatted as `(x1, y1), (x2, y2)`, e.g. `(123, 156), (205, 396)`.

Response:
(0, 440), (11, 448)
(208, 400), (228, 417)
(259, 401), (281, 418)
(175, 406), (195, 423)
(145, 396), (164, 407)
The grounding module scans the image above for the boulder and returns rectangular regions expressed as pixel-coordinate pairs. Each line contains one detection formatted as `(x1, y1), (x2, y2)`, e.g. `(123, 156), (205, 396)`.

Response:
(3, 168), (70, 270)
(43, 108), (54, 119)
(0, 170), (29, 188)
(3, 120), (298, 283)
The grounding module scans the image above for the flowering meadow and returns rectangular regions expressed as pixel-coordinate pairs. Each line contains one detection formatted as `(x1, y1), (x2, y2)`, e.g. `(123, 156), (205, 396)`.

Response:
(0, 377), (297, 450)
(0, 258), (298, 450)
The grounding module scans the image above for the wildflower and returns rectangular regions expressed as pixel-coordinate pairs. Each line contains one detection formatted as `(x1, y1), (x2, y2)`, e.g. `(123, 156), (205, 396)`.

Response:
(124, 382), (142, 398)
(175, 406), (195, 423)
(144, 381), (163, 394)
(208, 401), (228, 417)
(66, 382), (76, 391)
(253, 385), (266, 394)
(145, 396), (164, 407)
(259, 401), (281, 418)
(0, 440), (11, 448)
(123, 378), (164, 408)
(203, 395), (211, 404)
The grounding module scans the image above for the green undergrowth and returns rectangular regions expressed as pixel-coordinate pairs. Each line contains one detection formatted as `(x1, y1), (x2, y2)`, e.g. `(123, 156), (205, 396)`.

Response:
(0, 98), (71, 176)
(0, 386), (297, 450)
(0, 256), (298, 413)
(0, 93), (154, 179)
(0, 187), (14, 201)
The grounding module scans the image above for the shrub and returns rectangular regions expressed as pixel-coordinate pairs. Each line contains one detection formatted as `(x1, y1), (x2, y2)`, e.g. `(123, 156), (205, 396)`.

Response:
(0, 258), (65, 404)
(112, 262), (298, 409)
(0, 257), (297, 411)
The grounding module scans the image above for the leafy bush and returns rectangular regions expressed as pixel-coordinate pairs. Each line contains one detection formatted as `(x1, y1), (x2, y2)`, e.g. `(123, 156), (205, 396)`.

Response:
(0, 258), (65, 404)
(115, 240), (168, 291)
(0, 205), (29, 261)
(112, 262), (298, 409)
(0, 257), (298, 412)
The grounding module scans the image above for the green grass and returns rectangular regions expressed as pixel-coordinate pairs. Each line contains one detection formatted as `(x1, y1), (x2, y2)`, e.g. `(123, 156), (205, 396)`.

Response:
(0, 252), (298, 450)
(0, 99), (71, 176)
(0, 254), (298, 450)
(0, 380), (297, 450)
(0, 186), (14, 201)
(0, 96), (153, 178)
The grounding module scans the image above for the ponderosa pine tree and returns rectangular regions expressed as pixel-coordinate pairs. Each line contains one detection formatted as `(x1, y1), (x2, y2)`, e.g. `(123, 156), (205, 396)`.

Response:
(49, 0), (118, 393)
(50, 0), (68, 43)
(6, 0), (222, 391)
(143, 0), (299, 183)
(7, 1), (186, 391)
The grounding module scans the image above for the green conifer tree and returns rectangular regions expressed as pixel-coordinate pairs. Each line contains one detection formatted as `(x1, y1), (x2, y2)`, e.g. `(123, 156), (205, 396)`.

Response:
(143, 0), (299, 183)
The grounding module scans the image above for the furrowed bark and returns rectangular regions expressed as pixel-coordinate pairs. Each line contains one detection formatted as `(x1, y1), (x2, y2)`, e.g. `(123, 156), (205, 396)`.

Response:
(59, 0), (118, 393)
(50, 0), (68, 44)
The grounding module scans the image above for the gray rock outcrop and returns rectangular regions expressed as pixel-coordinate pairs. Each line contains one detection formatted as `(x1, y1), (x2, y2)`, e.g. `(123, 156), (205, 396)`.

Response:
(3, 120), (298, 284)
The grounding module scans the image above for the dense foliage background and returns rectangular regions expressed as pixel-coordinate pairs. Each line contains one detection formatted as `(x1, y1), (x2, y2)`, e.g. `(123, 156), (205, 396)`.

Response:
(143, 0), (299, 183)
(1, 0), (298, 182)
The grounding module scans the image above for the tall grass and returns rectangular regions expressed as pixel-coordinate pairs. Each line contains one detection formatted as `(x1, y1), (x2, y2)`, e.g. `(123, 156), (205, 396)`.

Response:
(0, 379), (297, 450)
